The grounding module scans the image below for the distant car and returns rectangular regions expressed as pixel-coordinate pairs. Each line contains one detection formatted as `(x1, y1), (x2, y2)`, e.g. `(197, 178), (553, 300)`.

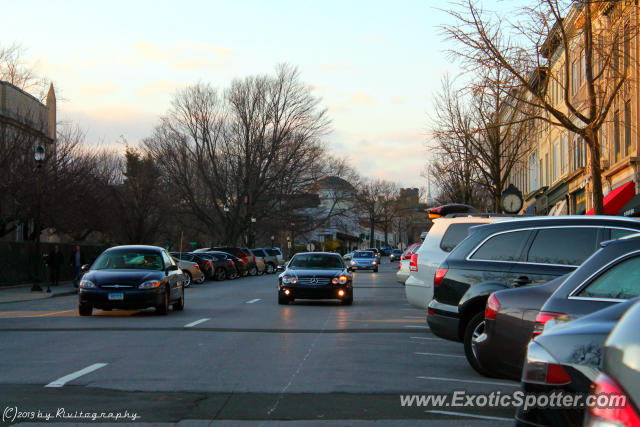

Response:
(389, 249), (403, 262)
(251, 248), (278, 274)
(278, 252), (353, 305)
(349, 250), (378, 272)
(516, 299), (639, 426)
(78, 245), (185, 316)
(265, 247), (285, 266)
(396, 244), (421, 285)
(171, 257), (204, 287)
(366, 248), (381, 263)
(585, 299), (640, 426)
(379, 246), (393, 256)
(198, 251), (246, 279)
(405, 216), (503, 309)
(172, 252), (235, 281)
(343, 251), (354, 261)
(476, 232), (640, 380)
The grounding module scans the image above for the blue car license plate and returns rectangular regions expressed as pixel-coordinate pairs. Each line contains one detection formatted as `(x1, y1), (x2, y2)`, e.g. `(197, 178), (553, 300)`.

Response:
(108, 293), (124, 301)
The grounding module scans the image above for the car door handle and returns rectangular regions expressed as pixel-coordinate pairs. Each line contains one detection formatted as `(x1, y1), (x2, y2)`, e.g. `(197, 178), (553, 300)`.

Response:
(513, 276), (532, 287)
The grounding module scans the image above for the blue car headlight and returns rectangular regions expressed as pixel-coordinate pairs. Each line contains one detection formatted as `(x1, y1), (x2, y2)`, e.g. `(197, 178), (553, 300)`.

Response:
(139, 280), (161, 289)
(79, 279), (96, 289)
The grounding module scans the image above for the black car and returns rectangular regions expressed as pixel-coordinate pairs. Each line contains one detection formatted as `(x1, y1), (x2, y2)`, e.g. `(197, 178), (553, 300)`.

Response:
(426, 216), (640, 374)
(171, 252), (236, 281)
(585, 299), (640, 426)
(516, 298), (640, 426)
(477, 232), (640, 380)
(197, 251), (244, 279)
(78, 245), (185, 316)
(278, 252), (353, 305)
(212, 246), (257, 276)
(389, 249), (403, 262)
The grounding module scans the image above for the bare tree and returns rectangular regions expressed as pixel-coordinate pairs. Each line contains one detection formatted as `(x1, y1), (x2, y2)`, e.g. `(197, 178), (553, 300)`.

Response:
(0, 42), (49, 100)
(354, 179), (398, 247)
(442, 0), (637, 214)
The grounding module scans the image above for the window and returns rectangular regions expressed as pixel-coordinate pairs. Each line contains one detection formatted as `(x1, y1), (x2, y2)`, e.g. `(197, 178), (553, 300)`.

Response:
(577, 255), (640, 300)
(614, 109), (621, 162)
(162, 251), (174, 268)
(545, 153), (550, 185)
(573, 133), (585, 169)
(527, 228), (598, 266)
(552, 140), (559, 181)
(610, 228), (638, 240)
(600, 122), (607, 160)
(529, 152), (538, 191)
(624, 100), (631, 157)
(572, 59), (579, 94)
(440, 223), (480, 252)
(540, 158), (544, 186)
(470, 231), (530, 262)
(624, 23), (630, 72)
(580, 49), (586, 86)
(561, 133), (569, 174)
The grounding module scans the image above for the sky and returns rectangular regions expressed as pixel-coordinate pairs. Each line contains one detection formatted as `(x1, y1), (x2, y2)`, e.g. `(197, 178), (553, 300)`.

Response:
(1, 0), (492, 190)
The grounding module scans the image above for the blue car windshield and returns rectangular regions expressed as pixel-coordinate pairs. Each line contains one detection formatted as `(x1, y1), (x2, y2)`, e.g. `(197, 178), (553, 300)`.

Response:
(92, 250), (164, 271)
(288, 254), (344, 269)
(354, 251), (374, 258)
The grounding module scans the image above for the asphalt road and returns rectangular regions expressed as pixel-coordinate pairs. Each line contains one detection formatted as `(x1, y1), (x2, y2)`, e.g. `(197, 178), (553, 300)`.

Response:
(0, 259), (519, 426)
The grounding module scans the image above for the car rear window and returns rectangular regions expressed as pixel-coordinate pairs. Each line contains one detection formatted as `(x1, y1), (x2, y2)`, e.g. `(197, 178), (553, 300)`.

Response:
(251, 249), (266, 257)
(526, 228), (598, 266)
(470, 230), (529, 262)
(577, 255), (640, 299)
(354, 251), (374, 258)
(440, 223), (481, 252)
(266, 249), (281, 256)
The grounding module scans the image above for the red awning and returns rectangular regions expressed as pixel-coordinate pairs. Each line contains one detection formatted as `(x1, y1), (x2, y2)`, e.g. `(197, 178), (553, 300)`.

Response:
(586, 181), (636, 215)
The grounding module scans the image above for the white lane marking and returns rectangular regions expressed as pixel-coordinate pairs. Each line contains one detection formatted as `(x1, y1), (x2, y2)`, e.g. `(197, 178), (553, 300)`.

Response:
(45, 363), (107, 388)
(416, 376), (519, 387)
(426, 410), (513, 422)
(184, 318), (210, 328)
(404, 325), (430, 328)
(403, 316), (424, 319)
(246, 299), (261, 304)
(414, 352), (465, 358)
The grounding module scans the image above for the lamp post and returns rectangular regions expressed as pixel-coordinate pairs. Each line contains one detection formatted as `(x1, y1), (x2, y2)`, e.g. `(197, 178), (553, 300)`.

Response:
(31, 145), (45, 292)
(270, 234), (275, 248)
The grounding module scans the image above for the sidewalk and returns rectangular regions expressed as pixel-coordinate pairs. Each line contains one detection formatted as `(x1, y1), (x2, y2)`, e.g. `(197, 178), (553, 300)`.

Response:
(0, 281), (77, 304)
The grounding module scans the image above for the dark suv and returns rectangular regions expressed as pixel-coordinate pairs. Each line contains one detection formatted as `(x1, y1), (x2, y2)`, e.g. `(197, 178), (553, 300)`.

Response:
(426, 216), (640, 371)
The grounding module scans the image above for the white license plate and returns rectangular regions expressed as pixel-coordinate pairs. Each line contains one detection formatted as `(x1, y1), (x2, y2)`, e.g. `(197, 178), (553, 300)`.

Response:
(108, 293), (124, 301)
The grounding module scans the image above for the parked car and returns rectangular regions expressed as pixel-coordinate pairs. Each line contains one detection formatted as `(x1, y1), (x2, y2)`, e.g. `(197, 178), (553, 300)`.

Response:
(475, 232), (640, 379)
(172, 257), (204, 287)
(278, 252), (353, 305)
(348, 250), (378, 272)
(78, 245), (185, 316)
(396, 244), (421, 285)
(264, 247), (285, 266)
(516, 298), (639, 426)
(251, 248), (278, 274)
(404, 216), (504, 310)
(247, 249), (266, 275)
(426, 216), (640, 374)
(585, 299), (640, 426)
(389, 249), (403, 262)
(379, 246), (393, 256)
(210, 247), (255, 276)
(171, 252), (235, 281)
(198, 251), (246, 279)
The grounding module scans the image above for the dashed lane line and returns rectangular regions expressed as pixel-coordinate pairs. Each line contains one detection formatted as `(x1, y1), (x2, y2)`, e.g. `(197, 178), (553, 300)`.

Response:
(45, 363), (107, 388)
(184, 318), (210, 328)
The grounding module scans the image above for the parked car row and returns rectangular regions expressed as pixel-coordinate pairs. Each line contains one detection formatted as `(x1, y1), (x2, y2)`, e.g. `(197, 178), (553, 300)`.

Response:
(401, 214), (640, 426)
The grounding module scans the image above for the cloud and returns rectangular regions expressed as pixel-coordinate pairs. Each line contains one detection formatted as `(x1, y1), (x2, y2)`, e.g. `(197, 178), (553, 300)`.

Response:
(317, 63), (354, 72)
(78, 83), (117, 97)
(129, 41), (233, 69)
(390, 95), (405, 104)
(172, 58), (215, 70)
(136, 80), (183, 97)
(350, 92), (373, 105)
(35, 57), (78, 78)
(132, 41), (171, 61)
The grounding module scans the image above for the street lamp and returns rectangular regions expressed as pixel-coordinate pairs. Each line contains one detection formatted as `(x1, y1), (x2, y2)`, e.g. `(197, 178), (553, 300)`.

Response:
(31, 145), (45, 292)
(270, 235), (275, 248)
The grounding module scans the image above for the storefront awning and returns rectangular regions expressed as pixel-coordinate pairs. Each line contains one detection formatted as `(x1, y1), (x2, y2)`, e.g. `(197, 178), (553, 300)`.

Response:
(618, 194), (640, 217)
(586, 181), (636, 215)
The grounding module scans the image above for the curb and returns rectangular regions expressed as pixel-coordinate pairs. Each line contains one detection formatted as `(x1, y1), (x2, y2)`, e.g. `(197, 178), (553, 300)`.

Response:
(0, 289), (77, 305)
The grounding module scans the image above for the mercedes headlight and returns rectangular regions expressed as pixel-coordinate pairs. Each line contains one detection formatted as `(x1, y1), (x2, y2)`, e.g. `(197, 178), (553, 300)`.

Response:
(282, 275), (297, 284)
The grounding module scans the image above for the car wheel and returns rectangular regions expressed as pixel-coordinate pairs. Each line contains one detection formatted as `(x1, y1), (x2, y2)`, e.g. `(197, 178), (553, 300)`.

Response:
(266, 263), (275, 274)
(241, 269), (248, 277)
(156, 291), (169, 315)
(183, 272), (192, 288)
(228, 269), (238, 280)
(248, 266), (258, 276)
(173, 288), (184, 311)
(464, 312), (491, 376)
(215, 268), (226, 281)
(195, 274), (205, 284)
(278, 294), (290, 305)
(257, 267), (264, 276)
(78, 303), (92, 316)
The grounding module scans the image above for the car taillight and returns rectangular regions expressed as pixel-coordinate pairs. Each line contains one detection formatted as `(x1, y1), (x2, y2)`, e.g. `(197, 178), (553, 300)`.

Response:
(205, 261), (211, 265)
(433, 267), (448, 287)
(586, 372), (640, 426)
(522, 341), (571, 385)
(485, 293), (500, 320)
(532, 311), (563, 338)
(398, 262), (401, 270)
(237, 259), (244, 263)
(194, 265), (200, 270)
(409, 253), (418, 271)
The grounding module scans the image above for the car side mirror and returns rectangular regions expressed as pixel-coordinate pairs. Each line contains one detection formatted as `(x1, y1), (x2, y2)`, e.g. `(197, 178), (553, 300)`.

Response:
(80, 264), (90, 272)
(166, 265), (178, 273)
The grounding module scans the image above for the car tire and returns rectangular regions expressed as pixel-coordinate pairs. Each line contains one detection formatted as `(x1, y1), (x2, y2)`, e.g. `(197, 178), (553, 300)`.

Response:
(228, 269), (238, 280)
(183, 272), (192, 288)
(248, 266), (258, 276)
(257, 267), (264, 276)
(278, 294), (290, 305)
(464, 312), (491, 376)
(215, 268), (226, 281)
(195, 274), (205, 284)
(156, 291), (169, 315)
(173, 288), (184, 311)
(266, 263), (275, 274)
(241, 269), (248, 277)
(78, 303), (92, 316)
